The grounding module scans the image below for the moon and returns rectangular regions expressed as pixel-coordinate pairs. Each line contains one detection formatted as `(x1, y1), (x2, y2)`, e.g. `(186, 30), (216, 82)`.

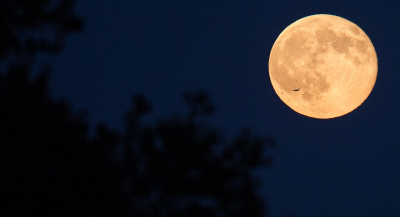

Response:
(269, 14), (378, 119)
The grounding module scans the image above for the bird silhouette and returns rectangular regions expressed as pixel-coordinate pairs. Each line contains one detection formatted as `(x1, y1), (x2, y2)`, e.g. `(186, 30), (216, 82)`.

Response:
(293, 88), (300, 91)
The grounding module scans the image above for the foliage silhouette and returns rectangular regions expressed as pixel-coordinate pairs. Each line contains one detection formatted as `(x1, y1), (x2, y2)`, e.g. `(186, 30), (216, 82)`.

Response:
(0, 66), (276, 216)
(122, 92), (275, 216)
(0, 65), (94, 216)
(0, 0), (82, 65)
(0, 0), (281, 216)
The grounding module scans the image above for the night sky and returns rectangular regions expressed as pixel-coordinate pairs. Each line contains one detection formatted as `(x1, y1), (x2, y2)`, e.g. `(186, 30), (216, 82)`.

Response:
(41, 0), (399, 216)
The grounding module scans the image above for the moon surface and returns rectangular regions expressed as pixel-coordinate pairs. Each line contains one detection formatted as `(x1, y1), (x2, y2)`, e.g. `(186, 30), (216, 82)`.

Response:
(269, 14), (378, 119)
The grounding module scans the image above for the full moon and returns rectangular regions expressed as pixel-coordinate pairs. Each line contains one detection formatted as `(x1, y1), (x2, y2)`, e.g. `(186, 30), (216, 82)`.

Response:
(269, 14), (378, 119)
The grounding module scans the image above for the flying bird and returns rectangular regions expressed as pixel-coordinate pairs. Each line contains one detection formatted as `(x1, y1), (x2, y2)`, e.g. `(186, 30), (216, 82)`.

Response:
(293, 88), (300, 91)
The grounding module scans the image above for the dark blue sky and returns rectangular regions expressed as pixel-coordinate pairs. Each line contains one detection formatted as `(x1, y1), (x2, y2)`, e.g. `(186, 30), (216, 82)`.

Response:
(42, 0), (400, 216)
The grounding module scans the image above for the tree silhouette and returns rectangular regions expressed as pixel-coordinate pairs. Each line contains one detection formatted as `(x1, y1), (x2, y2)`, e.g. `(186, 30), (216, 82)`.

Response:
(121, 92), (275, 216)
(0, 0), (281, 216)
(0, 1), (95, 216)
(0, 65), (91, 216)
(0, 0), (82, 64)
